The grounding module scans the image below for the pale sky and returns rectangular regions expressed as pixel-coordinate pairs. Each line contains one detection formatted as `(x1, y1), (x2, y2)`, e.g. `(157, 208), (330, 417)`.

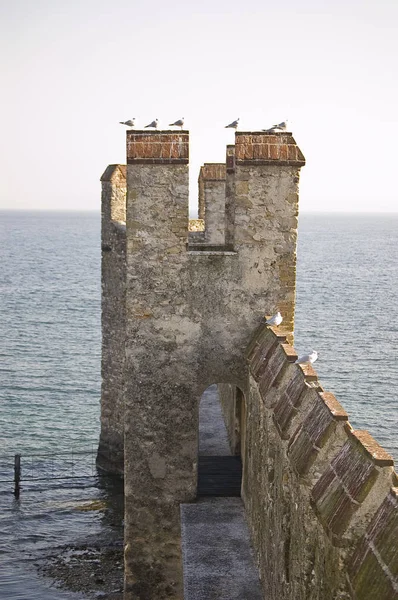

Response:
(1, 0), (397, 215)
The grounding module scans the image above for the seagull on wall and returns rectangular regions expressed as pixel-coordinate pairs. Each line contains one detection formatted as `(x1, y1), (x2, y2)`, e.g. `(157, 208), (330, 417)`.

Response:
(225, 118), (240, 129)
(145, 118), (159, 129)
(119, 119), (135, 128)
(263, 120), (288, 132)
(169, 118), (184, 129)
(295, 350), (318, 365)
(265, 311), (283, 326)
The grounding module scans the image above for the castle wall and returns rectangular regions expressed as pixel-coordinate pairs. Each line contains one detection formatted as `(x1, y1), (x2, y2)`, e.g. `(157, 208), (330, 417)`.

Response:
(236, 323), (398, 600)
(97, 165), (126, 474)
(197, 163), (226, 246)
(119, 129), (305, 599)
(218, 383), (239, 453)
(99, 130), (398, 600)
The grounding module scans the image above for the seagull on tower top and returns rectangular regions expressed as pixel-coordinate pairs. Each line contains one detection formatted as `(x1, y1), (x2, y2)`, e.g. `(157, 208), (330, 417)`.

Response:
(225, 118), (240, 129)
(119, 119), (135, 128)
(145, 118), (159, 129)
(265, 311), (283, 326)
(169, 118), (184, 129)
(263, 120), (288, 132)
(295, 350), (318, 365)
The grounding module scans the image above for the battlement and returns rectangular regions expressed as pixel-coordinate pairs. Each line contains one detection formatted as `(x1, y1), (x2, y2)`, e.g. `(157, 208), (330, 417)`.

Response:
(126, 130), (189, 164)
(99, 129), (398, 599)
(99, 129), (310, 599)
(196, 162), (226, 246)
(235, 130), (306, 165)
(223, 323), (398, 599)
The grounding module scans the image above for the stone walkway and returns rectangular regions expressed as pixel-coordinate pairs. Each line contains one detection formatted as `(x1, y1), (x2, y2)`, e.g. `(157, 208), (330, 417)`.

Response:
(198, 385), (231, 456)
(181, 386), (263, 600)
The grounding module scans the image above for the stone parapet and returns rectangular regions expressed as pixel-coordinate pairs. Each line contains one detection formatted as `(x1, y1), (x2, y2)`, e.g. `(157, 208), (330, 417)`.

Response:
(100, 130), (306, 598)
(199, 163), (226, 181)
(235, 131), (306, 166)
(197, 163), (226, 246)
(348, 487), (398, 599)
(225, 145), (236, 248)
(240, 322), (397, 599)
(126, 130), (189, 164)
(233, 131), (303, 336)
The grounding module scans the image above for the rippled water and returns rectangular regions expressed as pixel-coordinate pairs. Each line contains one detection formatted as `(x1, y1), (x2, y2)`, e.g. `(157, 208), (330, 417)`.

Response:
(0, 211), (396, 598)
(295, 213), (398, 460)
(0, 212), (107, 600)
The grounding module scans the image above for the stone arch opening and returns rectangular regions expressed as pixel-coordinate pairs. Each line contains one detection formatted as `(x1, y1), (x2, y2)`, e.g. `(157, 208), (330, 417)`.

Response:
(197, 383), (246, 497)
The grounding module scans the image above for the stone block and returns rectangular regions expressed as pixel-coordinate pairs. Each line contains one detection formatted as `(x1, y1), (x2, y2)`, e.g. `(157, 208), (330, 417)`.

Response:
(348, 488), (398, 599)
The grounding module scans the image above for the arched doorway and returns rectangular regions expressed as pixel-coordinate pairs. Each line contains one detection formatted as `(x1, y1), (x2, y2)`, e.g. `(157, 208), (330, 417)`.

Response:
(197, 384), (245, 497)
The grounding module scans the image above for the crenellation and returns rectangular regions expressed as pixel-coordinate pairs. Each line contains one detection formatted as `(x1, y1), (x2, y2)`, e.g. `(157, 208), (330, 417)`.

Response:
(287, 391), (349, 474)
(347, 487), (398, 599)
(235, 131), (306, 166)
(228, 324), (398, 598)
(196, 163), (226, 247)
(99, 128), (397, 599)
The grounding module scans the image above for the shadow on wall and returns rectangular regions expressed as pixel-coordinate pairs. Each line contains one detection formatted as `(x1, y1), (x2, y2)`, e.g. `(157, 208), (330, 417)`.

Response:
(197, 384), (246, 498)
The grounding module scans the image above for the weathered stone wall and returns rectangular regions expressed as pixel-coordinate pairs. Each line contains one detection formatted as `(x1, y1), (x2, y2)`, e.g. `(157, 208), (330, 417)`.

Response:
(99, 130), (398, 600)
(118, 129), (305, 599)
(198, 163), (226, 246)
(97, 165), (126, 474)
(240, 323), (398, 600)
(218, 383), (241, 454)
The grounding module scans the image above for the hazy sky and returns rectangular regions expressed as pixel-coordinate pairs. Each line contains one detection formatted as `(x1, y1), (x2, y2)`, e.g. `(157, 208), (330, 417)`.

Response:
(1, 0), (397, 214)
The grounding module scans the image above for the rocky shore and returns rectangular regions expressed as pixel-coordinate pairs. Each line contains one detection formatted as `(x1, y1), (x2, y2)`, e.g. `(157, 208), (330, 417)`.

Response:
(37, 540), (123, 599)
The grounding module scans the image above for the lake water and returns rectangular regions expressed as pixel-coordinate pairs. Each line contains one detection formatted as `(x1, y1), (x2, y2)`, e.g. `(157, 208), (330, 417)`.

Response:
(0, 211), (397, 599)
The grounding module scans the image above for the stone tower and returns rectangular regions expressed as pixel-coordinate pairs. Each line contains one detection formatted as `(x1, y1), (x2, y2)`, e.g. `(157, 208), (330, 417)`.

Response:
(99, 129), (305, 599)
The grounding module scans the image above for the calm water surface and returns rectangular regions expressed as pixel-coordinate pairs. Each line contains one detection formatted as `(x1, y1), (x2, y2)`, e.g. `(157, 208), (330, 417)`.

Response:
(295, 213), (398, 459)
(0, 211), (397, 599)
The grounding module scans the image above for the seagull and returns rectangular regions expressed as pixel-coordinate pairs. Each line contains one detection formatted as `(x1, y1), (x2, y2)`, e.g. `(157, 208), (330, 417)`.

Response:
(145, 118), (159, 129)
(169, 118), (184, 129)
(263, 120), (288, 132)
(225, 118), (239, 129)
(119, 119), (135, 127)
(265, 311), (283, 326)
(295, 350), (318, 365)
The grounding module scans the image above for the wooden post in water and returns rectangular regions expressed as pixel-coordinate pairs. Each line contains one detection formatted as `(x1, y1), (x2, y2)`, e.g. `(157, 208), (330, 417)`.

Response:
(14, 454), (21, 498)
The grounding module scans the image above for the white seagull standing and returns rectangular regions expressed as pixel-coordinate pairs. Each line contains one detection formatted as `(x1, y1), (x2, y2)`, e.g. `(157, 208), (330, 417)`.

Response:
(225, 118), (240, 129)
(295, 350), (318, 365)
(169, 118), (184, 129)
(119, 119), (135, 128)
(145, 118), (159, 129)
(263, 120), (288, 132)
(265, 311), (283, 326)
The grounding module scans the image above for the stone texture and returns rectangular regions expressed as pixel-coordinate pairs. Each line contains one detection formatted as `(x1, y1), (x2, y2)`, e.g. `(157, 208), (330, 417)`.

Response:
(97, 164), (126, 474)
(197, 164), (226, 246)
(121, 129), (303, 598)
(127, 130), (189, 163)
(216, 325), (397, 600)
(235, 131), (306, 167)
(100, 130), (398, 600)
(348, 488), (398, 599)
(99, 131), (358, 599)
(199, 385), (231, 456)
(188, 219), (205, 232)
(311, 428), (395, 544)
(287, 391), (349, 472)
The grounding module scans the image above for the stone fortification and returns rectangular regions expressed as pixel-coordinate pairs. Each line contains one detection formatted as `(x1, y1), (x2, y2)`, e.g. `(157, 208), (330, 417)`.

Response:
(99, 129), (398, 600)
(98, 164), (126, 474)
(219, 324), (397, 600)
(99, 129), (305, 598)
(197, 163), (226, 246)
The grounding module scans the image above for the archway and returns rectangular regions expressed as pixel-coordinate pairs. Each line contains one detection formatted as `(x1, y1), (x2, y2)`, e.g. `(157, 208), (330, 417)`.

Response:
(197, 384), (246, 497)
